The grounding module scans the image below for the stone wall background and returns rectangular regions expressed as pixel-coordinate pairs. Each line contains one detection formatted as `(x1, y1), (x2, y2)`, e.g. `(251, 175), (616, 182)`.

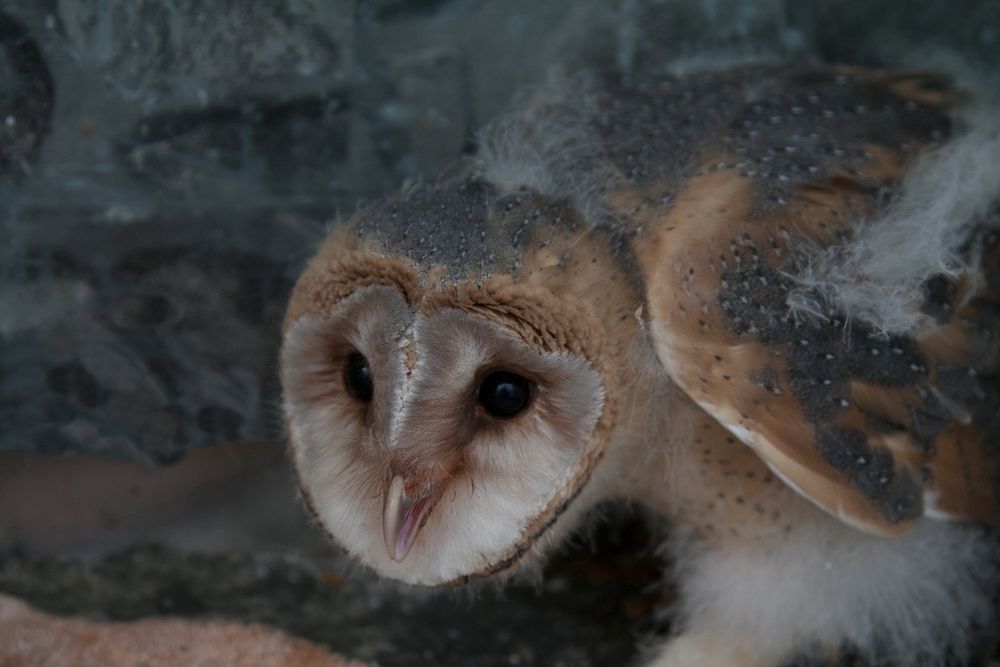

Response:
(1, 0), (998, 460)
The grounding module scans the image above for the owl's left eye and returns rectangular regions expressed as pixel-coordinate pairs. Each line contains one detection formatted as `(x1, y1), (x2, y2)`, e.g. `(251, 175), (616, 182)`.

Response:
(344, 352), (374, 401)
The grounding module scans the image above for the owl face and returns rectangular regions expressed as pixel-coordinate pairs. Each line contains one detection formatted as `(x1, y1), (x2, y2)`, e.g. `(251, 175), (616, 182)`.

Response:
(281, 282), (608, 585)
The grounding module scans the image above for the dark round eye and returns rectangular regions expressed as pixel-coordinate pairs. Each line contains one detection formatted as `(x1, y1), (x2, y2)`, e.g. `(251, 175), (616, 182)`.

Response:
(478, 370), (532, 419)
(344, 352), (373, 402)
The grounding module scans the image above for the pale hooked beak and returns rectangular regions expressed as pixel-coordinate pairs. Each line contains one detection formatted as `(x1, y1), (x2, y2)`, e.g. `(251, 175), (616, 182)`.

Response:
(382, 474), (443, 562)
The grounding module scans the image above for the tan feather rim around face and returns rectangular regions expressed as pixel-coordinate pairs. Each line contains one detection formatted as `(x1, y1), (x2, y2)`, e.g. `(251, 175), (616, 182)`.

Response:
(281, 275), (616, 585)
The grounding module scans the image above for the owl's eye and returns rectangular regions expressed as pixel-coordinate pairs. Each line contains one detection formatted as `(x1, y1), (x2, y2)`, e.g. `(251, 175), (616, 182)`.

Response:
(478, 370), (532, 419)
(344, 352), (374, 402)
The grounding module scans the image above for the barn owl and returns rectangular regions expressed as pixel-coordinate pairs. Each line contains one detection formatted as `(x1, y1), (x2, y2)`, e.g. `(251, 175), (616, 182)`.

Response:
(281, 65), (1000, 667)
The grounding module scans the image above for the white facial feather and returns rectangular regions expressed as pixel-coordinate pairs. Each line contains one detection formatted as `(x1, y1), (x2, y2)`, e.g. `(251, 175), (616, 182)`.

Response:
(282, 287), (606, 585)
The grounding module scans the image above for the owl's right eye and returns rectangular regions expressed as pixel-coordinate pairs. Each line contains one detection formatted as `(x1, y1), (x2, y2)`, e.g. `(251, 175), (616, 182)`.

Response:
(478, 370), (532, 419)
(344, 352), (374, 402)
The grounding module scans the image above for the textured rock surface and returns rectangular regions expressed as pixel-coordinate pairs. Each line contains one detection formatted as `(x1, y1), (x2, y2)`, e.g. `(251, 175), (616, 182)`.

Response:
(2, 539), (995, 666)
(0, 528), (662, 667)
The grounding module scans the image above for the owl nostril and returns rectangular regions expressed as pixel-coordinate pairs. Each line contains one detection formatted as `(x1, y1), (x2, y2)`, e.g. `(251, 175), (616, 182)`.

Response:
(344, 352), (374, 401)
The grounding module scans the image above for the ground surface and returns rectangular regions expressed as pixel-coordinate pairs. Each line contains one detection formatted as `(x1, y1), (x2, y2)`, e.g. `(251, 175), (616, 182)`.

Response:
(3, 533), (997, 667)
(1, 524), (661, 667)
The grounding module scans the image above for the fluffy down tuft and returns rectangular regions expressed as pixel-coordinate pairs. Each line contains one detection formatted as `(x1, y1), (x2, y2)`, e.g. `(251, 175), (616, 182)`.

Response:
(667, 517), (999, 666)
(788, 110), (1000, 335)
(473, 72), (617, 226)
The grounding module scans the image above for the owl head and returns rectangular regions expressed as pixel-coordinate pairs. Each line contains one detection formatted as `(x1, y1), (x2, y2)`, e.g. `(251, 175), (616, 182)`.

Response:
(280, 178), (642, 585)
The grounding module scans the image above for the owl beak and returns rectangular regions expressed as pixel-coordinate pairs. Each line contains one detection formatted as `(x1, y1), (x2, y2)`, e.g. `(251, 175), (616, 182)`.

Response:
(383, 474), (441, 563)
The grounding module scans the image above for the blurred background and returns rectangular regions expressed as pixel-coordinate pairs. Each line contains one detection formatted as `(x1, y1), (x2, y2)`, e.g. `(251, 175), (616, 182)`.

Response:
(1, 1), (999, 665)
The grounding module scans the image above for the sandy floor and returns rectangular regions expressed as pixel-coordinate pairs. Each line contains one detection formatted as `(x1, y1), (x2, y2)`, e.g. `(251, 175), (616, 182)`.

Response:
(0, 594), (363, 667)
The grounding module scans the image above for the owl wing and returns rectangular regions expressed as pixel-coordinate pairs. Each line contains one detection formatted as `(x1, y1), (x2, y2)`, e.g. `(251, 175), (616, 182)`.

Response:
(635, 68), (1000, 535)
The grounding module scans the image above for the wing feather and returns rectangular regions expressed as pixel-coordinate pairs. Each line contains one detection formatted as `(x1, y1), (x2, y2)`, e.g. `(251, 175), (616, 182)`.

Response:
(632, 68), (1000, 534)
